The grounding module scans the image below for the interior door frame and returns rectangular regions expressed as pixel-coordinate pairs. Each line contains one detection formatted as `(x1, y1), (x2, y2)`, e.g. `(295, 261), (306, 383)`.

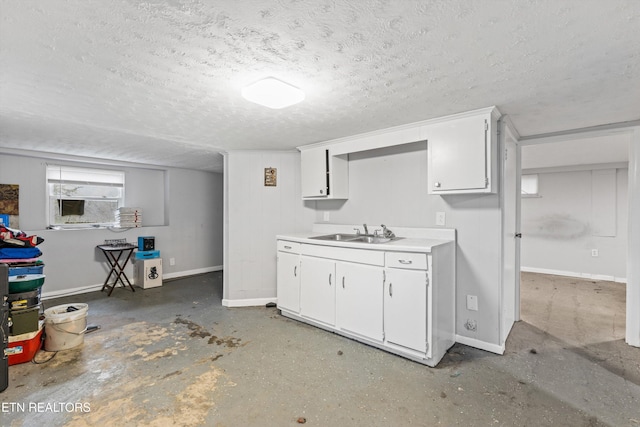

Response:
(515, 123), (640, 348)
(500, 116), (521, 346)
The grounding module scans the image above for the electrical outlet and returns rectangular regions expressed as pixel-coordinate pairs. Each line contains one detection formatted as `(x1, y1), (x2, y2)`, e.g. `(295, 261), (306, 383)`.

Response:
(591, 249), (599, 257)
(465, 319), (477, 332)
(170, 257), (176, 266)
(466, 295), (478, 311)
(436, 211), (446, 226)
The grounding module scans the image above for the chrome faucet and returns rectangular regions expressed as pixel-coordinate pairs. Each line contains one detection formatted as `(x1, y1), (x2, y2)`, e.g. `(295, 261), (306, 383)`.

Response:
(381, 224), (395, 238)
(363, 224), (369, 235)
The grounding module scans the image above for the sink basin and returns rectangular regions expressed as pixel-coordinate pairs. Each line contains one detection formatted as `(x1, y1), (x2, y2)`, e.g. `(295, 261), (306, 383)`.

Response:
(310, 233), (361, 241)
(309, 234), (398, 244)
(353, 236), (392, 244)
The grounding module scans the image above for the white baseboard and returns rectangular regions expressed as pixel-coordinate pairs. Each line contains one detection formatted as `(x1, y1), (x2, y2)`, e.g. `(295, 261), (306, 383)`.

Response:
(162, 265), (223, 280)
(222, 297), (276, 308)
(42, 284), (104, 300)
(455, 335), (505, 355)
(41, 265), (224, 300)
(521, 266), (627, 284)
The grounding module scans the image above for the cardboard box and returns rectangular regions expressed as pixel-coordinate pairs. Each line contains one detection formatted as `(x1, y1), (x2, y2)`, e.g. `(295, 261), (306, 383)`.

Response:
(135, 258), (162, 289)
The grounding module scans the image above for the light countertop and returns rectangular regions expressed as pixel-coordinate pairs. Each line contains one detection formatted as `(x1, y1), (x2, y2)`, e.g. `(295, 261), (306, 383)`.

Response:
(277, 232), (454, 253)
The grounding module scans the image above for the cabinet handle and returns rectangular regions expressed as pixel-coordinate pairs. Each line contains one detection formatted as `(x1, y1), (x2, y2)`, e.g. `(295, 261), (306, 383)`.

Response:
(434, 182), (441, 188)
(294, 266), (297, 277)
(389, 283), (393, 297)
(342, 276), (345, 288)
(320, 189), (324, 194)
(329, 273), (332, 285)
(284, 245), (292, 250)
(398, 259), (412, 265)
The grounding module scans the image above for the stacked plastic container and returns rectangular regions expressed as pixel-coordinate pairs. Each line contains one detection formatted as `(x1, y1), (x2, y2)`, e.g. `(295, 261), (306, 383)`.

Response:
(0, 225), (45, 365)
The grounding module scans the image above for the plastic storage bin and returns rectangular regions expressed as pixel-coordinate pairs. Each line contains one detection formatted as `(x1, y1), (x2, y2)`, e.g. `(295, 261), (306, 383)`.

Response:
(8, 274), (45, 293)
(7, 327), (43, 365)
(8, 264), (44, 276)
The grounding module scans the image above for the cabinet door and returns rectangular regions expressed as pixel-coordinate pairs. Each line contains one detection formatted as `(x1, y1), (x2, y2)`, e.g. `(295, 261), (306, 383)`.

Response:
(277, 251), (300, 313)
(428, 114), (489, 192)
(301, 148), (328, 198)
(336, 262), (383, 341)
(300, 256), (335, 326)
(384, 268), (428, 353)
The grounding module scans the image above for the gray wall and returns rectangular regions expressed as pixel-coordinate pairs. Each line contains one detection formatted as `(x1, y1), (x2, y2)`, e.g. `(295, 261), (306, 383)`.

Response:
(0, 152), (223, 297)
(521, 168), (628, 281)
(223, 151), (315, 304)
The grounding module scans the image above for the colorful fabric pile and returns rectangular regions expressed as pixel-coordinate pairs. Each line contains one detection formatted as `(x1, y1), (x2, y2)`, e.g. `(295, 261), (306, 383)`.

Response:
(0, 225), (44, 262)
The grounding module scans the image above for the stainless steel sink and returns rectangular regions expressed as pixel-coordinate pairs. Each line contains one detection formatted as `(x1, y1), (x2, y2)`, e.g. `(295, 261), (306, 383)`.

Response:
(309, 233), (361, 241)
(309, 234), (397, 244)
(353, 235), (392, 244)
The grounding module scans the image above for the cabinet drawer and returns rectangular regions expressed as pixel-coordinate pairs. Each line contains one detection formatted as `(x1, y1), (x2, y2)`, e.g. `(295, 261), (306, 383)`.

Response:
(385, 252), (428, 270)
(278, 241), (301, 254)
(302, 244), (384, 266)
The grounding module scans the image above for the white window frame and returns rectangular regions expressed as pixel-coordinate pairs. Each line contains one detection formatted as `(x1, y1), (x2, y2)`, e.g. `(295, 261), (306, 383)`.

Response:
(46, 165), (125, 228)
(521, 174), (539, 198)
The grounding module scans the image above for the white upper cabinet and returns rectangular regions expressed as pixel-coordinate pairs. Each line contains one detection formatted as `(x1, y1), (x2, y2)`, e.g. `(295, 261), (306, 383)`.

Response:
(426, 108), (500, 194)
(300, 148), (349, 199)
(299, 107), (500, 197)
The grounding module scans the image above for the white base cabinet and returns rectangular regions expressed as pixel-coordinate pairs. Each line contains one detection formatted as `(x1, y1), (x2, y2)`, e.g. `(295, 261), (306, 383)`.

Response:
(384, 268), (428, 354)
(300, 256), (336, 326)
(277, 238), (455, 367)
(276, 250), (301, 314)
(336, 262), (384, 342)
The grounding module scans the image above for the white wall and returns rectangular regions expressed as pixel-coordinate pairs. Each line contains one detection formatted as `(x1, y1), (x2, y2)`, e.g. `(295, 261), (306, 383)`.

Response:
(0, 152), (223, 297)
(521, 168), (628, 281)
(222, 151), (315, 305)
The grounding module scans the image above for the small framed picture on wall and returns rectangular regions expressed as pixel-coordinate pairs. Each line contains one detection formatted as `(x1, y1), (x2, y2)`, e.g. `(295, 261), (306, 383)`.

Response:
(264, 168), (277, 187)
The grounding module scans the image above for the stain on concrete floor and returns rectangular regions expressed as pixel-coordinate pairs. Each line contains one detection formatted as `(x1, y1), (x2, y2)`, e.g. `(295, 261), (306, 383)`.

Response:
(7, 316), (238, 426)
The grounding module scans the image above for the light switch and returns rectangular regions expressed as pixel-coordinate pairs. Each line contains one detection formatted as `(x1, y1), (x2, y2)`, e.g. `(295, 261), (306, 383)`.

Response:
(467, 295), (478, 311)
(436, 212), (446, 226)
(323, 211), (330, 222)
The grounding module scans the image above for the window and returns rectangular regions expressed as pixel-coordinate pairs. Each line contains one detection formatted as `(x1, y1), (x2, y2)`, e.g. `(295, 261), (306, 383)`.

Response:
(47, 165), (125, 227)
(521, 174), (539, 197)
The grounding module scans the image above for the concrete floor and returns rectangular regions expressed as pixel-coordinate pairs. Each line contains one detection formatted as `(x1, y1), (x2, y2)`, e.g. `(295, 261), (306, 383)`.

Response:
(2, 271), (639, 426)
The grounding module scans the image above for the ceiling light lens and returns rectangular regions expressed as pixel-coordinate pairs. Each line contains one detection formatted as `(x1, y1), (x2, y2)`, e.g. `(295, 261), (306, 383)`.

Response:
(242, 77), (305, 109)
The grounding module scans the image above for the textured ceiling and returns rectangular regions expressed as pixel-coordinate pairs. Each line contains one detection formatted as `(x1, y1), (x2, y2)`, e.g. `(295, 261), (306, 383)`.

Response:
(1, 0), (639, 172)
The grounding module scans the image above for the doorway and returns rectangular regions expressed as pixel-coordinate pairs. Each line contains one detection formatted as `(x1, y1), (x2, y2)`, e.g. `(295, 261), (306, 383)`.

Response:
(513, 127), (637, 348)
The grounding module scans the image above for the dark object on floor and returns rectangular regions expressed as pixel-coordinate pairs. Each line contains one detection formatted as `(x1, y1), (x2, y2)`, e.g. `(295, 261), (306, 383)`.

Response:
(265, 302), (276, 308)
(86, 325), (100, 334)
